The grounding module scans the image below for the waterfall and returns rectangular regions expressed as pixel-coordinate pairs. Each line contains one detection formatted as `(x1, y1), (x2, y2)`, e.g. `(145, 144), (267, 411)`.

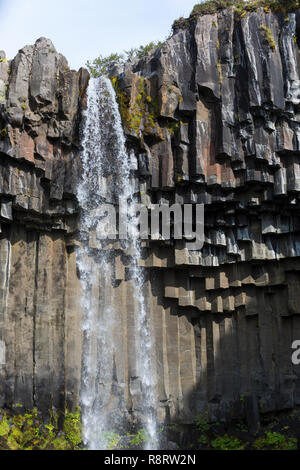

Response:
(77, 77), (158, 450)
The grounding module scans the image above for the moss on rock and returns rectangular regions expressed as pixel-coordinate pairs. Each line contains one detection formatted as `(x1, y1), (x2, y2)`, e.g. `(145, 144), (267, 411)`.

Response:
(260, 25), (276, 50)
(0, 407), (84, 450)
(111, 75), (160, 137)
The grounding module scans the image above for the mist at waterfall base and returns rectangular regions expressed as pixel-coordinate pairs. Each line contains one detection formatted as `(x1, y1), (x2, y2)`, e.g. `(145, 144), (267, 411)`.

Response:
(76, 77), (158, 450)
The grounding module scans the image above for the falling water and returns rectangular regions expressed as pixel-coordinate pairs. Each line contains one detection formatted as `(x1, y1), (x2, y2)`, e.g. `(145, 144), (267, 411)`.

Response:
(77, 77), (158, 450)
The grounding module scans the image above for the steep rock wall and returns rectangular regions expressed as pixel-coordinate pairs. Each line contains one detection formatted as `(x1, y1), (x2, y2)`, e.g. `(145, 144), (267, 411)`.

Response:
(0, 38), (88, 413)
(113, 7), (300, 423)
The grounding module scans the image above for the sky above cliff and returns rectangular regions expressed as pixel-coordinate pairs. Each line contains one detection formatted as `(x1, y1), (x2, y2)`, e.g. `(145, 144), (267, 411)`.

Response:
(0, 0), (198, 70)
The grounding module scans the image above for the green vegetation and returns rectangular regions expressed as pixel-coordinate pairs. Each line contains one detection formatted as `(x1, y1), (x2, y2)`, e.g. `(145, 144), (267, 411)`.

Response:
(195, 412), (210, 432)
(260, 25), (276, 50)
(0, 128), (8, 139)
(0, 414), (9, 437)
(190, 0), (299, 17)
(172, 17), (190, 32)
(111, 75), (183, 140)
(0, 406), (299, 450)
(100, 431), (122, 450)
(211, 435), (246, 450)
(253, 431), (297, 450)
(63, 408), (82, 448)
(165, 119), (180, 135)
(0, 408), (83, 450)
(111, 75), (159, 136)
(86, 52), (124, 77)
(99, 429), (151, 450)
(191, 0), (242, 16)
(129, 429), (148, 446)
(125, 41), (163, 60)
(86, 41), (163, 77)
(191, 412), (300, 450)
(198, 434), (209, 445)
(172, 0), (300, 31)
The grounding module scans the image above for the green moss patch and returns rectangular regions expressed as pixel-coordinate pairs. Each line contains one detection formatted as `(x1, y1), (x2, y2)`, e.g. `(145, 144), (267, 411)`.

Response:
(260, 25), (276, 50)
(111, 76), (160, 137)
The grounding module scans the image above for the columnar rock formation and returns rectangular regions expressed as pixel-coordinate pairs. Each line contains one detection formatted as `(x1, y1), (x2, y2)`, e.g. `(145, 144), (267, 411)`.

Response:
(112, 6), (300, 424)
(1, 6), (300, 429)
(0, 38), (89, 413)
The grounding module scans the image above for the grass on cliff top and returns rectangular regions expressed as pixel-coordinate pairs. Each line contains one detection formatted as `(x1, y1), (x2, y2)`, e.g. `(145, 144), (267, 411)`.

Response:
(173, 0), (300, 31)
(191, 0), (299, 16)
(86, 40), (163, 77)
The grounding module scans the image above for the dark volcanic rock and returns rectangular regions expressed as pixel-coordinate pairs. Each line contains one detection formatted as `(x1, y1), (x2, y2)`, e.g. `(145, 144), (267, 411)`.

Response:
(0, 38), (88, 415)
(110, 7), (300, 424)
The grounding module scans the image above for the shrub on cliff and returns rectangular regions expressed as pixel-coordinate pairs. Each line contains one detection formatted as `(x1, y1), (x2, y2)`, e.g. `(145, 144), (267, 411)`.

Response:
(86, 53), (124, 77)
(0, 408), (83, 450)
(86, 41), (163, 77)
(191, 0), (241, 16)
(190, 0), (300, 17)
(253, 431), (297, 450)
(172, 0), (300, 33)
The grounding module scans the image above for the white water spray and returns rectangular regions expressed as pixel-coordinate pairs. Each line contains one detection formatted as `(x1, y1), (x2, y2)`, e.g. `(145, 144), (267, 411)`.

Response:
(77, 77), (158, 450)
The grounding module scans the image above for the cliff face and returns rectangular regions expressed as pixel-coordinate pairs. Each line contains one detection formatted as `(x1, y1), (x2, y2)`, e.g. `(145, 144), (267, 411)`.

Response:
(114, 7), (300, 423)
(1, 7), (300, 429)
(0, 38), (88, 413)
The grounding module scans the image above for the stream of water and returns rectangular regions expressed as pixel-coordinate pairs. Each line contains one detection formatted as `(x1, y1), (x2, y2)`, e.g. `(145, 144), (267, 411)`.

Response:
(77, 76), (157, 450)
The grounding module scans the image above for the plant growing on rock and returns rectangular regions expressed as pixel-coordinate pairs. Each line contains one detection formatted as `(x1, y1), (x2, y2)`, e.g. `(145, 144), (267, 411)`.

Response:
(0, 408), (84, 450)
(86, 41), (163, 77)
(195, 412), (210, 432)
(0, 128), (8, 139)
(63, 408), (82, 448)
(111, 75), (160, 137)
(99, 431), (122, 450)
(129, 429), (148, 447)
(253, 431), (297, 450)
(172, 0), (300, 32)
(190, 0), (299, 16)
(211, 434), (246, 450)
(260, 25), (276, 50)
(131, 41), (163, 59)
(86, 52), (125, 77)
